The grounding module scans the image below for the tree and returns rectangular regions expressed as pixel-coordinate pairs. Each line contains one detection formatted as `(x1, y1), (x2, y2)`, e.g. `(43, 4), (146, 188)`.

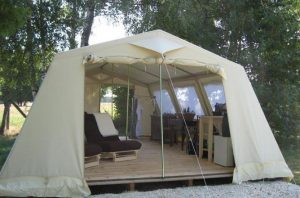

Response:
(112, 86), (134, 136)
(62, 0), (108, 49)
(0, 0), (65, 134)
(0, 0), (29, 36)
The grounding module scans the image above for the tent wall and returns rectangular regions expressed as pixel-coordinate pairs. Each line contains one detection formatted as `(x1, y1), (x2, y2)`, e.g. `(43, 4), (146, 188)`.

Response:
(0, 54), (90, 196)
(85, 83), (100, 113)
(135, 85), (154, 137)
(222, 64), (293, 183)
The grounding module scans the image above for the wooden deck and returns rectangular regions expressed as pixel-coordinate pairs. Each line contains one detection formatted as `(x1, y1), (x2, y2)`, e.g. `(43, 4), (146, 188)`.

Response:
(85, 138), (234, 185)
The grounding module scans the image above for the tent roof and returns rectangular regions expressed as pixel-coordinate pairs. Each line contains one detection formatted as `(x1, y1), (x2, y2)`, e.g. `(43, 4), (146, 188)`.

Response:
(59, 30), (241, 85)
(58, 29), (243, 69)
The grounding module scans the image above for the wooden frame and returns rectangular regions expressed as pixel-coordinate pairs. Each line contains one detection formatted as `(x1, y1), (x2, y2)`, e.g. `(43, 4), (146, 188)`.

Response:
(198, 116), (223, 162)
(85, 154), (101, 168)
(101, 150), (138, 162)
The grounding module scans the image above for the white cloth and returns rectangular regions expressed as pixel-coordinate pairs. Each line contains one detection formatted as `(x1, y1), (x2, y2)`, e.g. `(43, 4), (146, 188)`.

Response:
(93, 113), (118, 137)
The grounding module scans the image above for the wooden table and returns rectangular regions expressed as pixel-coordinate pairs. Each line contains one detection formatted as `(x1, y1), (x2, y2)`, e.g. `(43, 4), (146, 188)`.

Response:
(198, 116), (223, 161)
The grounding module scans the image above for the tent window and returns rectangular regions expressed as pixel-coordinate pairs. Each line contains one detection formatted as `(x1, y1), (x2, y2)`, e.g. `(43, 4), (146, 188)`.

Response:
(100, 86), (114, 116)
(203, 82), (226, 111)
(153, 89), (176, 114)
(174, 86), (204, 116)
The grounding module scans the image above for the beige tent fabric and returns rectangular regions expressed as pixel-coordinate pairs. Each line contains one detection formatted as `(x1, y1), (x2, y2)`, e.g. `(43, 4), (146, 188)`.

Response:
(222, 64), (293, 183)
(0, 55), (90, 196)
(85, 83), (100, 113)
(0, 30), (293, 196)
(84, 55), (226, 78)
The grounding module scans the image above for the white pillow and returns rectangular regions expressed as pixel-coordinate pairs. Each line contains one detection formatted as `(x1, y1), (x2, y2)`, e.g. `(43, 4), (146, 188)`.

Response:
(93, 113), (118, 137)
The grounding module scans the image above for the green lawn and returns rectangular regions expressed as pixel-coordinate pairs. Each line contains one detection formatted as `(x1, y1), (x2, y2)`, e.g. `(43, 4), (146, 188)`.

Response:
(282, 147), (300, 184)
(0, 135), (15, 168)
(0, 104), (26, 136)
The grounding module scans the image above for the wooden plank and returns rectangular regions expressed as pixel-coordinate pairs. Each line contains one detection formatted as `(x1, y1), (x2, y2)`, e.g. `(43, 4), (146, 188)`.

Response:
(199, 119), (204, 158)
(208, 117), (213, 162)
(85, 155), (100, 168)
(187, 179), (193, 186)
(87, 173), (233, 186)
(101, 150), (138, 162)
(128, 183), (135, 191)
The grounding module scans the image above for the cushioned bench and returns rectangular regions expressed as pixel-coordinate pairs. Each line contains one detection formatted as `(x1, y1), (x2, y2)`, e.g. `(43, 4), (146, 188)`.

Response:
(84, 112), (142, 161)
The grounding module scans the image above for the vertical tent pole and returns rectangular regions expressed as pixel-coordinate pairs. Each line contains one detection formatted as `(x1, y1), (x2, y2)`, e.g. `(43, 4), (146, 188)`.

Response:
(159, 63), (165, 178)
(125, 65), (130, 140)
(111, 65), (114, 118)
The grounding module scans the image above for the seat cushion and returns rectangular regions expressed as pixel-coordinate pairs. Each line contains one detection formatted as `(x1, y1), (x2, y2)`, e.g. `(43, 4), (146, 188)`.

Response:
(84, 112), (120, 143)
(99, 140), (142, 152)
(85, 143), (102, 157)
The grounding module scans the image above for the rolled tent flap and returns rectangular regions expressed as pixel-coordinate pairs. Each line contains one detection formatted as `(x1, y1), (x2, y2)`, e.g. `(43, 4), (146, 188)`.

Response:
(222, 64), (293, 183)
(83, 55), (226, 78)
(0, 54), (91, 196)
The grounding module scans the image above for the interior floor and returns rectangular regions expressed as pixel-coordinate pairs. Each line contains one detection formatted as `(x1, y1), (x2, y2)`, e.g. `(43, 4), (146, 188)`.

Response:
(85, 138), (234, 185)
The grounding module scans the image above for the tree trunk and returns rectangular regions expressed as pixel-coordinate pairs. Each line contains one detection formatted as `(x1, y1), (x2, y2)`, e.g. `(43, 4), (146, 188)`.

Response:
(68, 0), (78, 49)
(6, 104), (10, 130)
(80, 0), (96, 47)
(0, 102), (11, 135)
(25, 1), (37, 99)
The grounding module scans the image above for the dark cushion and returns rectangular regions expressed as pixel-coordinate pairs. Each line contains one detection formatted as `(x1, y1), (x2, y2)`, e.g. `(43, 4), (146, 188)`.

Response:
(85, 143), (102, 157)
(84, 112), (120, 143)
(99, 140), (142, 152)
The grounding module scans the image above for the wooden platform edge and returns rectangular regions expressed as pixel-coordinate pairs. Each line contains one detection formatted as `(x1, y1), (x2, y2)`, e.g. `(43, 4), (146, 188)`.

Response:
(86, 173), (233, 186)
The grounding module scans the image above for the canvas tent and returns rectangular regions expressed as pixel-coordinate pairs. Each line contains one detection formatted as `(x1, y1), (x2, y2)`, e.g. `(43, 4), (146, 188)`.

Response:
(0, 30), (293, 197)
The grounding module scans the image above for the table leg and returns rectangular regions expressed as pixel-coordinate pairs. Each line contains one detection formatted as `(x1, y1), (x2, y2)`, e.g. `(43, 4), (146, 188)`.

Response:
(199, 120), (204, 158)
(208, 117), (213, 162)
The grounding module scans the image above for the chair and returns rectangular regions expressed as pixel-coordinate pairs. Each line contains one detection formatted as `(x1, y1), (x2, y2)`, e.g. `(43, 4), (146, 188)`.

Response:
(163, 118), (183, 146)
(84, 112), (142, 161)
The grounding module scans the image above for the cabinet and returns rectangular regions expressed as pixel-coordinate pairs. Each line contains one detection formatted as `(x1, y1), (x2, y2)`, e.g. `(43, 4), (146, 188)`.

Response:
(214, 135), (234, 166)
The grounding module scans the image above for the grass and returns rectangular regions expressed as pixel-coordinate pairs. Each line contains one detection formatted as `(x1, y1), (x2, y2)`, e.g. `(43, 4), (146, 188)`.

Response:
(0, 104), (299, 185)
(0, 135), (15, 169)
(0, 104), (27, 136)
(281, 146), (300, 184)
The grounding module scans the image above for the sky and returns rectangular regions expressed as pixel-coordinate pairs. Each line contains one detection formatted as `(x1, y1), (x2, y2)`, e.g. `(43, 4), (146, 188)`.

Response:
(89, 16), (127, 45)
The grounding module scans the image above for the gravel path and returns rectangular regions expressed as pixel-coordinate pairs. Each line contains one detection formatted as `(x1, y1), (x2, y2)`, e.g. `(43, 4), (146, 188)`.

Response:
(90, 181), (300, 198)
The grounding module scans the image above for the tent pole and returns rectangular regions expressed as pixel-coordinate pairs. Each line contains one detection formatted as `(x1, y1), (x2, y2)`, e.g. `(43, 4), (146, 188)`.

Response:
(111, 65), (114, 118)
(125, 65), (130, 140)
(159, 63), (165, 178)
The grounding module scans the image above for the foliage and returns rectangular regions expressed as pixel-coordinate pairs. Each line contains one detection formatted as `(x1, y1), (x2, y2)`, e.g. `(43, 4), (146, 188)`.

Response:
(254, 81), (300, 143)
(112, 86), (134, 136)
(0, 0), (66, 101)
(62, 0), (109, 48)
(0, 0), (29, 36)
